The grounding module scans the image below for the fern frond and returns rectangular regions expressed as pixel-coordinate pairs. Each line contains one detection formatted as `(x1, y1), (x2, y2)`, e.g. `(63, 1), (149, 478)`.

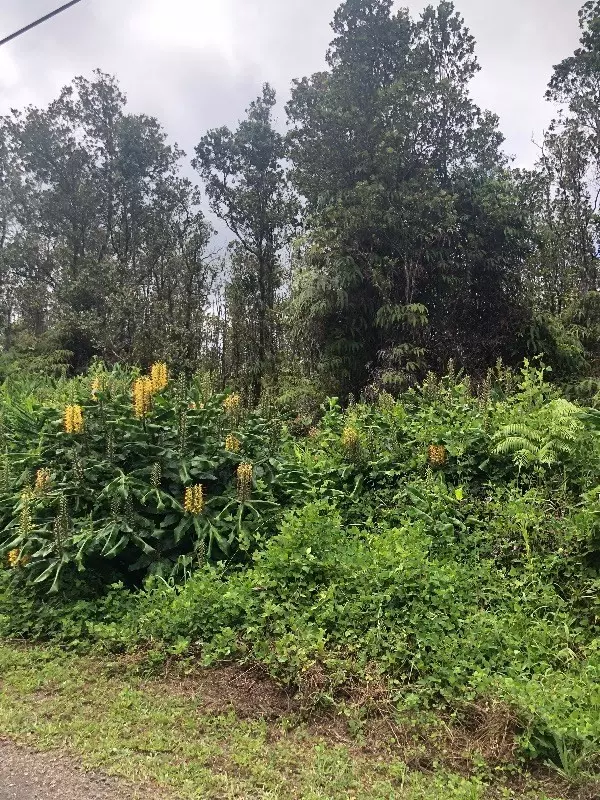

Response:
(495, 424), (543, 444)
(514, 451), (531, 471)
(548, 399), (579, 417)
(537, 444), (558, 465)
(493, 436), (534, 456)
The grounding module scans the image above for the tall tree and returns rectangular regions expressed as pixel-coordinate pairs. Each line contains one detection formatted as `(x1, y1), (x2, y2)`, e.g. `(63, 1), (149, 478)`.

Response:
(193, 84), (297, 401)
(0, 71), (214, 370)
(548, 1), (600, 178)
(545, 1), (600, 293)
(287, 0), (530, 394)
(519, 1), (600, 381)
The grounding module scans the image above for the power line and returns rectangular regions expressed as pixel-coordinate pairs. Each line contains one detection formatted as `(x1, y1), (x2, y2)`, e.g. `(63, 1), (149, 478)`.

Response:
(0, 0), (86, 48)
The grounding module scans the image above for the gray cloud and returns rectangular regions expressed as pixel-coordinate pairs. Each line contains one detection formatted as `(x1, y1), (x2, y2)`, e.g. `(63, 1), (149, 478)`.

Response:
(0, 0), (583, 169)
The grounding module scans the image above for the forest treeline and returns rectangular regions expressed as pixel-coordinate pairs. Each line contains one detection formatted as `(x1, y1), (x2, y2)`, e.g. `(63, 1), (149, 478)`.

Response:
(1, 0), (599, 400)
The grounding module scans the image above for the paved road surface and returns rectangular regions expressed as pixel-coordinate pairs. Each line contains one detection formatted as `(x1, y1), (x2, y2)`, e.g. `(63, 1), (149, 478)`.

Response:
(0, 740), (149, 800)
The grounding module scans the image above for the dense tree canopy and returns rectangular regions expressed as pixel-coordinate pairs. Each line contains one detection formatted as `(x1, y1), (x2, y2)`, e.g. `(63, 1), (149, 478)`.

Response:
(1, 1), (599, 400)
(0, 71), (213, 372)
(287, 0), (530, 392)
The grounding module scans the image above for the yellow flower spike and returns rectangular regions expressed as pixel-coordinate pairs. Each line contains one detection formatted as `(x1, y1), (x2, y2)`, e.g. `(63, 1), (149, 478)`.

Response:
(91, 376), (103, 401)
(132, 377), (153, 419)
(428, 444), (447, 468)
(184, 484), (204, 515)
(236, 463), (253, 502)
(341, 426), (359, 449)
(341, 425), (361, 462)
(19, 491), (33, 539)
(34, 468), (51, 494)
(64, 405), (84, 434)
(225, 434), (241, 453)
(223, 393), (241, 414)
(7, 549), (20, 568)
(150, 362), (168, 393)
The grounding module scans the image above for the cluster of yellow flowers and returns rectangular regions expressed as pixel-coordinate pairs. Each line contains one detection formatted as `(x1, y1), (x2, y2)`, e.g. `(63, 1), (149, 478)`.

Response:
(133, 376), (153, 419)
(132, 362), (169, 418)
(428, 444), (447, 467)
(341, 425), (362, 462)
(223, 393), (241, 414)
(7, 549), (29, 569)
(341, 426), (359, 449)
(225, 434), (241, 452)
(34, 468), (51, 494)
(150, 362), (168, 393)
(183, 461), (254, 513)
(64, 405), (84, 434)
(237, 462), (253, 502)
(184, 484), (204, 514)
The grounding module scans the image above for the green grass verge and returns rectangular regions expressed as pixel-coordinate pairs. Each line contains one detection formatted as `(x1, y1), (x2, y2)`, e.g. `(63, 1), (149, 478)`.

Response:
(0, 643), (585, 800)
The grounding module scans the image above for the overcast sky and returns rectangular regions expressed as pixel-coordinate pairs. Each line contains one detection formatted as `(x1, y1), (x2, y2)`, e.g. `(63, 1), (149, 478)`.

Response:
(0, 0), (584, 171)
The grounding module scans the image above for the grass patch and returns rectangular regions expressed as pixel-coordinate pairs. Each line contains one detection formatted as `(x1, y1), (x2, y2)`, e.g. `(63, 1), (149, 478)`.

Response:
(0, 643), (596, 800)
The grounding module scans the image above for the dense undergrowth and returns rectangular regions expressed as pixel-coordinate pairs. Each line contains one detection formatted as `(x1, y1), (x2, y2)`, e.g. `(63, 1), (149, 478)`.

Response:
(2, 360), (600, 783)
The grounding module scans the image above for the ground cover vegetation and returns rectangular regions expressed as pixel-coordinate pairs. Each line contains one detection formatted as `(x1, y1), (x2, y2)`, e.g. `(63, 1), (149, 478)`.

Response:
(1, 644), (595, 800)
(2, 0), (600, 796)
(2, 359), (600, 796)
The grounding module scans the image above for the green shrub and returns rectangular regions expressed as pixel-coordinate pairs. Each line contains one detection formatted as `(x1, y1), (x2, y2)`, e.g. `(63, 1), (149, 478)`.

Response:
(0, 365), (307, 590)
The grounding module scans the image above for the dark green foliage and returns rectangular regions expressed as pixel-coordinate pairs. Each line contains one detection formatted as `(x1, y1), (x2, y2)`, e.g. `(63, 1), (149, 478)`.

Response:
(0, 366), (306, 590)
(0, 71), (214, 372)
(2, 1), (600, 394)
(286, 1), (532, 394)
